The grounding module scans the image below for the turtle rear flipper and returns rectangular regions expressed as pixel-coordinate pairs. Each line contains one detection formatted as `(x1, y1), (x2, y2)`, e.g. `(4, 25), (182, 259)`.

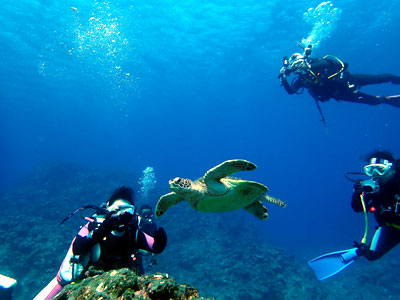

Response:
(262, 194), (287, 207)
(204, 159), (256, 183)
(155, 192), (184, 218)
(244, 200), (268, 220)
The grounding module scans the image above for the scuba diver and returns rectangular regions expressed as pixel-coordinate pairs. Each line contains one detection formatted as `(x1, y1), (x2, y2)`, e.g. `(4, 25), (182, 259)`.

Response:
(309, 150), (400, 280)
(33, 186), (167, 300)
(351, 150), (400, 260)
(136, 204), (159, 275)
(138, 205), (157, 236)
(279, 44), (400, 123)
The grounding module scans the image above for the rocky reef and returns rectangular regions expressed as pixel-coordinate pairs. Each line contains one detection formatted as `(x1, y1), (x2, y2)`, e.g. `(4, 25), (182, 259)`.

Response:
(55, 268), (211, 300)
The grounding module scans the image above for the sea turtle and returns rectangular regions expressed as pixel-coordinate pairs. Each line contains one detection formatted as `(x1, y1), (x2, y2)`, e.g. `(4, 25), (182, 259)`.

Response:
(155, 159), (286, 220)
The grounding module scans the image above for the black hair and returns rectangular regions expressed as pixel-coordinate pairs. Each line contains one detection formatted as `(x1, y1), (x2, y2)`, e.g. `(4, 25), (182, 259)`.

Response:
(107, 186), (135, 206)
(365, 150), (396, 163)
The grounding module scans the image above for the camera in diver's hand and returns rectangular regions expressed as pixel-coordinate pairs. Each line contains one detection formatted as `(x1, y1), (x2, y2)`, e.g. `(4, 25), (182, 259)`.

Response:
(360, 179), (380, 193)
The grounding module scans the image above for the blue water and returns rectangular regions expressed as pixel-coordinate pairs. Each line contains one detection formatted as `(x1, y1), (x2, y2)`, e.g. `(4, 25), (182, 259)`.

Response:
(1, 0), (400, 293)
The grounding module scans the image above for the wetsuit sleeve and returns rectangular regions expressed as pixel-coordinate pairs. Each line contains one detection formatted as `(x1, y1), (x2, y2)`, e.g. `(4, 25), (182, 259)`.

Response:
(281, 76), (303, 94)
(73, 235), (96, 255)
(72, 222), (99, 255)
(136, 227), (167, 254)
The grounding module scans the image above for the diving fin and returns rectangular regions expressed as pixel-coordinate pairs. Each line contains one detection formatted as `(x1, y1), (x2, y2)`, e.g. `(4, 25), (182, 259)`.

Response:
(308, 247), (359, 280)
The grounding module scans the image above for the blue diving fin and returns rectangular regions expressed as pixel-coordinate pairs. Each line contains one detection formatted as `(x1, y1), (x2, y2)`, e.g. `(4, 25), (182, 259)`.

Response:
(308, 247), (359, 280)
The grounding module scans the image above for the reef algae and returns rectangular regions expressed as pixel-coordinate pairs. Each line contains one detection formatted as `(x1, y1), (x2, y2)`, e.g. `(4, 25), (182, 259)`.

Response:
(55, 268), (211, 300)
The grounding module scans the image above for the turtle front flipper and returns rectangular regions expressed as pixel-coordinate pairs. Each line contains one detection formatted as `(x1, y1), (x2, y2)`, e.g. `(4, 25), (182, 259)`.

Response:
(205, 159), (257, 182)
(262, 194), (287, 207)
(244, 200), (268, 220)
(204, 159), (257, 194)
(155, 192), (184, 218)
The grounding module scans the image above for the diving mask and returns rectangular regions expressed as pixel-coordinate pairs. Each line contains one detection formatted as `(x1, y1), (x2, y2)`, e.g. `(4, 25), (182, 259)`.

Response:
(107, 199), (135, 215)
(141, 208), (153, 219)
(364, 158), (393, 177)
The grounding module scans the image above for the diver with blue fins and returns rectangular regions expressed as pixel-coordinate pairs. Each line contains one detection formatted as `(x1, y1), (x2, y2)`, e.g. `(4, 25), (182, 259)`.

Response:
(309, 150), (400, 280)
(279, 44), (400, 124)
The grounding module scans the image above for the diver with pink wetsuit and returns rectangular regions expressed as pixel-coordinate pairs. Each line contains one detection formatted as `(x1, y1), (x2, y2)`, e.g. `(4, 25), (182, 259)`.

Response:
(34, 186), (167, 300)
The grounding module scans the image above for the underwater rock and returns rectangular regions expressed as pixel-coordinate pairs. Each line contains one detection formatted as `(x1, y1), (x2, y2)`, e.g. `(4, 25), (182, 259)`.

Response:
(54, 267), (212, 300)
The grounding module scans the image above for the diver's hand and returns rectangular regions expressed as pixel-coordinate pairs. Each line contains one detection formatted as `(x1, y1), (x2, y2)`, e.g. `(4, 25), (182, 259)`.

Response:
(278, 67), (286, 79)
(353, 241), (369, 256)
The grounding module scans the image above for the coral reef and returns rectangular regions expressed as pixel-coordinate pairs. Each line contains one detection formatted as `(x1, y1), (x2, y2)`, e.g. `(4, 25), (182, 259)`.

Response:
(55, 268), (211, 300)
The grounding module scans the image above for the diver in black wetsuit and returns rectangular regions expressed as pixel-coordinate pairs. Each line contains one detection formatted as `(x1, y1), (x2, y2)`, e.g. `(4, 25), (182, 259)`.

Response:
(351, 150), (400, 260)
(279, 46), (400, 108)
(135, 204), (159, 275)
(34, 186), (167, 300)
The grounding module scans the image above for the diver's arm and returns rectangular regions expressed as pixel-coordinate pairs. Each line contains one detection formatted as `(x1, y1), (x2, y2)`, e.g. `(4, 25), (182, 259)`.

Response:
(136, 227), (167, 254)
(72, 235), (97, 255)
(281, 75), (303, 94)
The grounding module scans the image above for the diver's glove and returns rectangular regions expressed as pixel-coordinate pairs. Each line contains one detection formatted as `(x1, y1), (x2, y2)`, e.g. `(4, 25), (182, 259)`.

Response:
(152, 227), (167, 254)
(353, 241), (369, 257)
(92, 211), (134, 241)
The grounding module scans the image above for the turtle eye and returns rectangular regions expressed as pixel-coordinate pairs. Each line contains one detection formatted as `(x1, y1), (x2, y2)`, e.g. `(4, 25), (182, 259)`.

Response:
(172, 178), (182, 187)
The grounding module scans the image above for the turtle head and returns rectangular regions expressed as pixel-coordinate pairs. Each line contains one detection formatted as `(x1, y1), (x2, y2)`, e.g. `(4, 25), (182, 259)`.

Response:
(169, 177), (192, 194)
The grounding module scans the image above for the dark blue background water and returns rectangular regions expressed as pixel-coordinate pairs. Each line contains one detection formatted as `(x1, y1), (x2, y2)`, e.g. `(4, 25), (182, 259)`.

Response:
(1, 0), (400, 266)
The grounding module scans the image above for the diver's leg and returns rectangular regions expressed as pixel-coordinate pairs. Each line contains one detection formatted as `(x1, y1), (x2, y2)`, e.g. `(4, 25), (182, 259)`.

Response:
(355, 92), (400, 108)
(338, 91), (384, 105)
(363, 226), (400, 261)
(352, 74), (400, 86)
(353, 91), (400, 107)
(383, 95), (400, 108)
